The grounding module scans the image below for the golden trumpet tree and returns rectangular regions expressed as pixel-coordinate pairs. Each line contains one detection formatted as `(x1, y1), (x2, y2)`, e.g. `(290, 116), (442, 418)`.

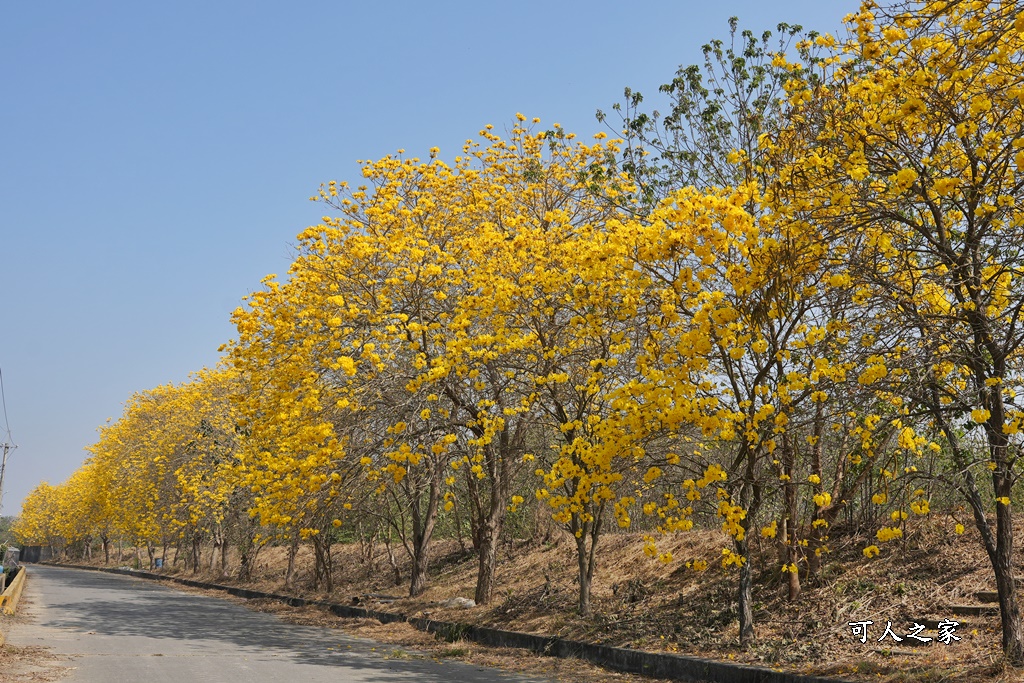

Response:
(163, 368), (246, 573)
(55, 464), (105, 560)
(81, 369), (246, 569)
(229, 270), (361, 591)
(15, 471), (102, 559)
(88, 390), (169, 558)
(618, 179), (895, 644)
(285, 117), (638, 603)
(525, 218), (656, 616)
(767, 0), (1024, 663)
(74, 458), (117, 563)
(14, 481), (61, 551)
(232, 166), (453, 596)
(603, 13), (910, 627)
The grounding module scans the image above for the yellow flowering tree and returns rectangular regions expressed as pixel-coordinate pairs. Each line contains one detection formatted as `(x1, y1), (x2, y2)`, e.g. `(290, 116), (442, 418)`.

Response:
(88, 389), (172, 565)
(773, 0), (1024, 663)
(163, 368), (246, 574)
(294, 118), (639, 604)
(244, 147), (475, 597)
(230, 266), (363, 591)
(519, 204), (655, 616)
(604, 16), (905, 619)
(14, 482), (62, 553)
(70, 369), (251, 571)
(620, 172), (913, 639)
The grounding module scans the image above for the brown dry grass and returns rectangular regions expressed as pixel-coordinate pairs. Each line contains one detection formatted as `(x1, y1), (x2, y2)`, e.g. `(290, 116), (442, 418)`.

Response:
(0, 592), (70, 682)
(233, 599), (670, 683)
(0, 645), (69, 683)
(79, 516), (1024, 682)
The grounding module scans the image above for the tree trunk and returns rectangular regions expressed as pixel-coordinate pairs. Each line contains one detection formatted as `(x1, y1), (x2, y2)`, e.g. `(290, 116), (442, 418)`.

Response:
(102, 535), (110, 565)
(474, 501), (509, 605)
(453, 490), (468, 553)
(475, 528), (498, 605)
(737, 537), (754, 647)
(473, 480), (509, 605)
(383, 533), (401, 586)
(239, 541), (259, 582)
(284, 534), (299, 588)
(406, 474), (441, 597)
(239, 550), (253, 582)
(989, 388), (1024, 665)
(992, 427), (1024, 664)
(191, 535), (201, 574)
(736, 457), (760, 648)
(312, 532), (334, 593)
(933, 384), (1024, 665)
(575, 528), (599, 615)
(357, 521), (374, 566)
(577, 552), (592, 616)
(466, 471), (484, 553)
(208, 530), (221, 571)
(994, 507), (1024, 665)
(570, 505), (603, 616)
(781, 432), (801, 601)
(786, 529), (800, 601)
(409, 545), (430, 596)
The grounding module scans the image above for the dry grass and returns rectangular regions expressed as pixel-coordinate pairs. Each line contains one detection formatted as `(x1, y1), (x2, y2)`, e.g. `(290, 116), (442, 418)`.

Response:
(245, 600), (672, 683)
(0, 593), (70, 682)
(81, 516), (1024, 682)
(0, 645), (69, 683)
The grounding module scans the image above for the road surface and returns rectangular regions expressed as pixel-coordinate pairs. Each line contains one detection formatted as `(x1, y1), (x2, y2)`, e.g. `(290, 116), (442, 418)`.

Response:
(5, 565), (549, 682)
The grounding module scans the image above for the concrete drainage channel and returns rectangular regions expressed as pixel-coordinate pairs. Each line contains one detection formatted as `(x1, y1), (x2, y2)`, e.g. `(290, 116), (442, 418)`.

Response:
(45, 563), (850, 683)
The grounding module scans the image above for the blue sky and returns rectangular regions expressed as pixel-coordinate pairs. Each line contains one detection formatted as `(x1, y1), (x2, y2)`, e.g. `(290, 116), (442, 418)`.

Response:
(1, 1), (861, 515)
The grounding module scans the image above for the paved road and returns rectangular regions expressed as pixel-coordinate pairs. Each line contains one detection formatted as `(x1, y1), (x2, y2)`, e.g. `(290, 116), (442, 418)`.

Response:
(6, 565), (548, 682)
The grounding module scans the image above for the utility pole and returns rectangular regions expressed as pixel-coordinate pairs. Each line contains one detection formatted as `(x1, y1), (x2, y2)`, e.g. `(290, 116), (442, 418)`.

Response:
(0, 441), (14, 513)
(0, 368), (13, 515)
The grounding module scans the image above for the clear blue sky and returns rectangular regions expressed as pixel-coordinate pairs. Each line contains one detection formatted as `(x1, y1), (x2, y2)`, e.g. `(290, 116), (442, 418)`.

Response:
(1, 1), (861, 515)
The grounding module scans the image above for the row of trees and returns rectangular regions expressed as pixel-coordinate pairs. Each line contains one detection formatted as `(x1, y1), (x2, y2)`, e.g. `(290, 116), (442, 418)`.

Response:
(18, 0), (1024, 663)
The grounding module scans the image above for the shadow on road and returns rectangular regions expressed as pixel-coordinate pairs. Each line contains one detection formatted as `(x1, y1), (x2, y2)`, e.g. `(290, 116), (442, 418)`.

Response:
(31, 566), (543, 682)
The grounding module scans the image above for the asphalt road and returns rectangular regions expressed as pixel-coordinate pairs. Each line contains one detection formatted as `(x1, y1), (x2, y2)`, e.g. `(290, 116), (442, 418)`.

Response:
(6, 565), (549, 682)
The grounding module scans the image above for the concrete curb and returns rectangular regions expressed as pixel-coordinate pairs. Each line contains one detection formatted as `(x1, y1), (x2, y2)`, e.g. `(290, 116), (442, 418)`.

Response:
(44, 563), (850, 683)
(1, 568), (27, 616)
